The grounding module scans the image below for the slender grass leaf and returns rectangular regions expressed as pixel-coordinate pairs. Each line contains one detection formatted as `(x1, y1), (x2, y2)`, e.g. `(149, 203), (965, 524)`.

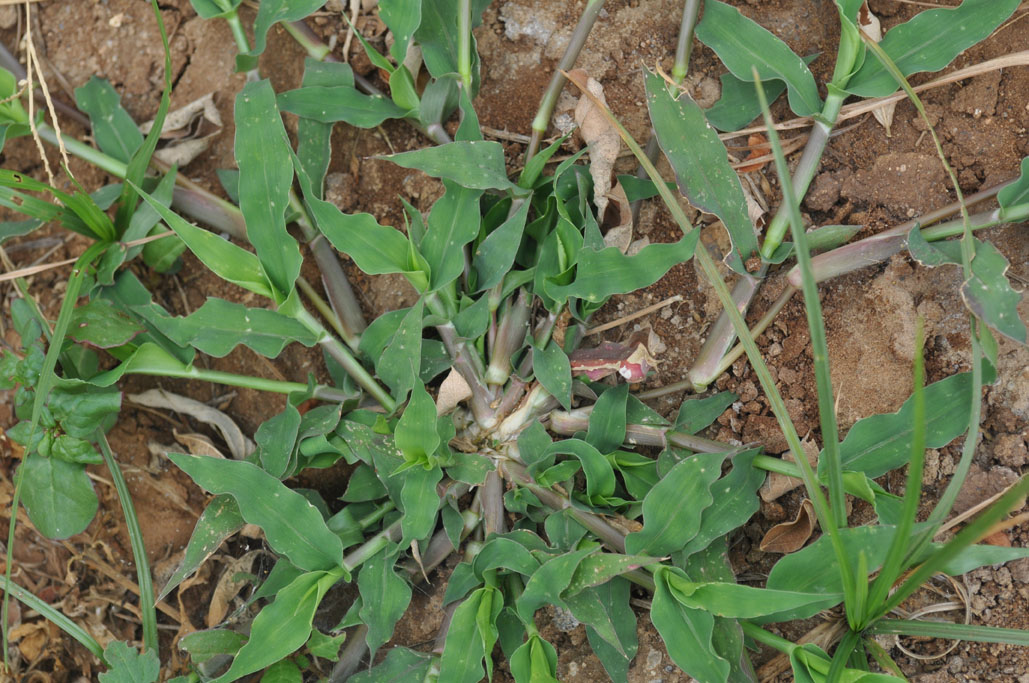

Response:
(399, 464), (442, 545)
(157, 494), (243, 602)
(422, 181), (483, 290)
(962, 239), (1027, 344)
(646, 69), (757, 271)
(350, 647), (434, 683)
(625, 452), (726, 556)
(378, 300), (425, 401)
(379, 141), (520, 191)
(532, 341), (572, 411)
(0, 219), (42, 243)
(75, 77), (143, 164)
(68, 299), (143, 349)
(150, 298), (320, 358)
(871, 619), (1029, 646)
(359, 545), (412, 655)
(586, 383), (628, 454)
(131, 182), (273, 298)
(168, 454), (344, 571)
(235, 80), (301, 300)
(545, 233), (698, 305)
(825, 372), (977, 478)
(246, 0), (326, 63)
(99, 641), (159, 683)
(278, 86), (408, 127)
(650, 566), (730, 683)
(696, 0), (821, 116)
(20, 454), (98, 540)
(439, 587), (502, 683)
(679, 448), (765, 559)
(380, 0), (421, 62)
(211, 568), (342, 683)
(846, 0), (1021, 98)
(664, 570), (842, 623)
(998, 156), (1029, 211)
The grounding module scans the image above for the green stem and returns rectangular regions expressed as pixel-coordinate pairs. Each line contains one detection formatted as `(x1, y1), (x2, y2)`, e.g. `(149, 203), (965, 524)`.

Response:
(222, 9), (251, 56)
(97, 432), (158, 656)
(37, 123), (127, 177)
(342, 519), (401, 573)
(525, 0), (607, 161)
(458, 0), (473, 93)
(740, 620), (796, 655)
(671, 0), (702, 84)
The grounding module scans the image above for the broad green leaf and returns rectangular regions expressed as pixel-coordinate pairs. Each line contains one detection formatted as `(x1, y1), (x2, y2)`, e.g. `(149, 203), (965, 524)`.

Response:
(307, 629), (346, 661)
(696, 0), (821, 116)
(471, 536), (542, 581)
(75, 77), (143, 164)
(532, 340), (572, 411)
(651, 566), (730, 683)
(99, 641), (159, 683)
(998, 156), (1029, 213)
(246, 0), (325, 63)
(388, 65), (421, 112)
(826, 372), (977, 478)
(278, 86), (408, 127)
(646, 69), (757, 271)
(846, 0), (1021, 97)
(131, 182), (273, 298)
(439, 587), (502, 683)
(544, 233), (698, 305)
(236, 80), (301, 300)
(68, 299), (143, 349)
(150, 298), (320, 358)
(399, 464), (442, 545)
(20, 454), (97, 540)
(295, 61), (355, 197)
(703, 55), (817, 133)
(260, 660), (302, 683)
(571, 579), (637, 680)
(179, 628), (246, 663)
(516, 547), (594, 623)
(415, 0), (491, 87)
(564, 552), (662, 597)
(378, 300), (425, 401)
(586, 383), (627, 454)
(625, 452), (726, 556)
(350, 647), (434, 682)
(168, 454), (344, 571)
(212, 568), (342, 683)
(510, 635), (559, 683)
(663, 570), (842, 623)
(422, 181), (483, 290)
(157, 494), (244, 602)
(380, 141), (520, 191)
(679, 448), (764, 559)
(545, 439), (616, 503)
(359, 545), (413, 655)
(963, 239), (1027, 344)
(50, 435), (102, 465)
(473, 195), (530, 291)
(380, 0), (421, 62)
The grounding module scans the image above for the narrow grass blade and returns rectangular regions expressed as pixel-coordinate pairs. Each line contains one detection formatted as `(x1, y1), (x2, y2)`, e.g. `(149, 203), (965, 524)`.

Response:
(870, 619), (1029, 646)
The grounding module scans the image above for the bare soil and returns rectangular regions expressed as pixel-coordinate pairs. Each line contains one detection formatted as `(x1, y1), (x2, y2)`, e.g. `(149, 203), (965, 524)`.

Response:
(0, 0), (1027, 680)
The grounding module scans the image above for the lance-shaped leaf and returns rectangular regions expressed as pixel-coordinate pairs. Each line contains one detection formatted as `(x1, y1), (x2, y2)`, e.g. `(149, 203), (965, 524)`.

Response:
(625, 451), (727, 556)
(646, 69), (757, 271)
(278, 85), (409, 127)
(75, 77), (143, 164)
(679, 448), (765, 559)
(377, 300), (425, 401)
(399, 464), (443, 545)
(473, 197), (529, 291)
(439, 587), (503, 683)
(244, 0), (325, 66)
(168, 453), (344, 572)
(421, 181), (483, 291)
(705, 54), (819, 133)
(157, 494), (244, 602)
(211, 568), (342, 683)
(359, 544), (412, 655)
(379, 0), (421, 62)
(532, 340), (572, 411)
(379, 141), (520, 192)
(650, 566), (730, 683)
(572, 579), (637, 681)
(962, 239), (1027, 344)
(415, 0), (491, 81)
(235, 80), (301, 300)
(846, 0), (1021, 98)
(998, 157), (1029, 215)
(68, 299), (143, 349)
(696, 0), (821, 117)
(150, 297), (320, 358)
(294, 61), (354, 197)
(131, 182), (273, 298)
(516, 547), (595, 624)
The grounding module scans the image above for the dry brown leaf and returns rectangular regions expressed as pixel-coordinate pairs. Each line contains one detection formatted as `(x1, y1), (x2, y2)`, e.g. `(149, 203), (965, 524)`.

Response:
(859, 2), (894, 136)
(760, 498), (817, 553)
(174, 432), (227, 459)
(12, 621), (49, 661)
(436, 368), (472, 416)
(601, 181), (633, 253)
(207, 550), (262, 628)
(760, 437), (819, 502)
(571, 69), (621, 221)
(130, 389), (254, 459)
(140, 93), (223, 167)
(737, 133), (769, 174)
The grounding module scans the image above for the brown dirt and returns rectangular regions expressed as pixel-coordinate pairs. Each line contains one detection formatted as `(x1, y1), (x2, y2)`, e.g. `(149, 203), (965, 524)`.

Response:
(0, 0), (1027, 680)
